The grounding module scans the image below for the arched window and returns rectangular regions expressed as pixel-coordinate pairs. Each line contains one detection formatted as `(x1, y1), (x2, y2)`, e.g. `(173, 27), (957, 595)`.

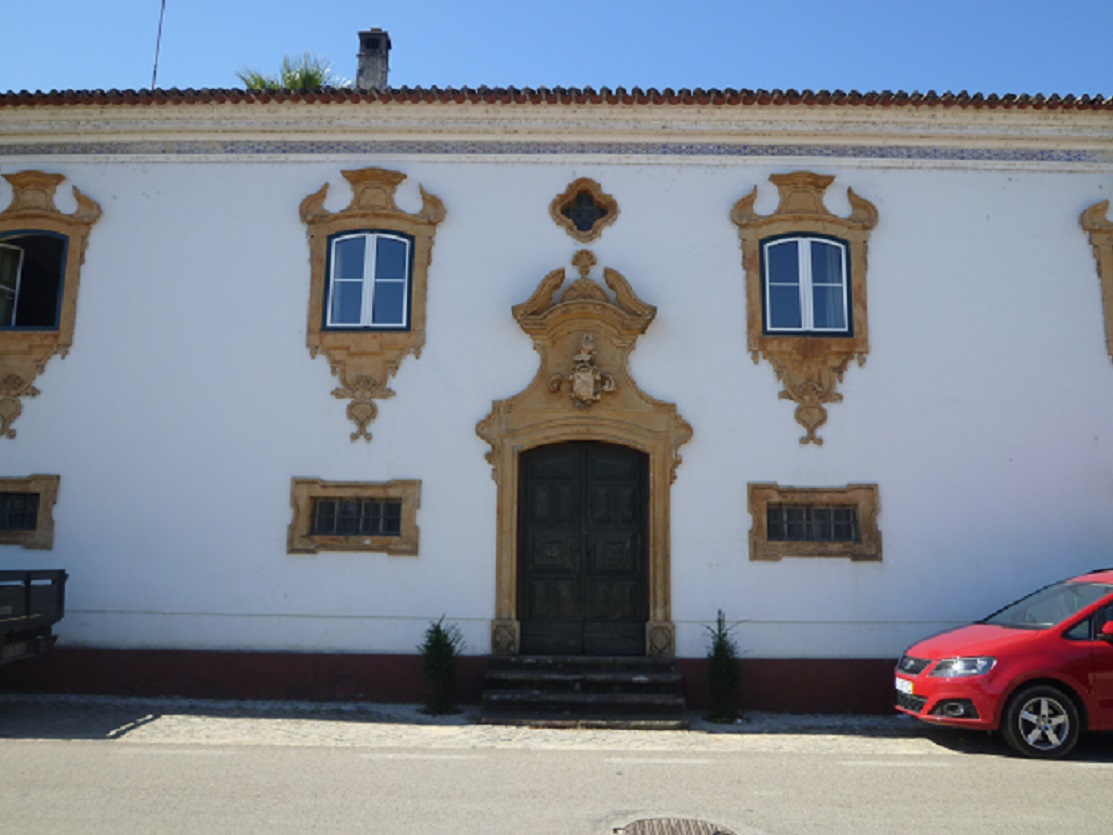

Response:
(761, 235), (850, 335)
(325, 231), (413, 329)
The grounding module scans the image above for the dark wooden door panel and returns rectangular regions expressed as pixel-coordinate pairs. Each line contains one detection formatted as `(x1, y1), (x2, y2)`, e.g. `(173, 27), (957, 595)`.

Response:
(525, 530), (580, 574)
(518, 442), (648, 656)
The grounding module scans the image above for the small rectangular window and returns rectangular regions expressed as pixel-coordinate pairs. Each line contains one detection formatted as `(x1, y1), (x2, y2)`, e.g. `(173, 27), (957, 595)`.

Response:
(762, 236), (849, 335)
(0, 476), (60, 550)
(325, 231), (413, 330)
(288, 478), (420, 555)
(749, 483), (880, 561)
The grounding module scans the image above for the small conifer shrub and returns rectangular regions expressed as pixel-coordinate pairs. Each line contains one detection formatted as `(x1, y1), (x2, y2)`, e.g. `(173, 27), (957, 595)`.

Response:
(418, 616), (465, 714)
(705, 609), (742, 723)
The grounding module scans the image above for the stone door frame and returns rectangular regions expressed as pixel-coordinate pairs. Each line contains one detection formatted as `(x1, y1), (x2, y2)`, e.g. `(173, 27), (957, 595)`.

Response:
(477, 252), (691, 657)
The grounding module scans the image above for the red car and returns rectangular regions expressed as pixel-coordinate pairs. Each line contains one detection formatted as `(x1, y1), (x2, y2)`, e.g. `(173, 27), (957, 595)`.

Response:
(894, 568), (1113, 758)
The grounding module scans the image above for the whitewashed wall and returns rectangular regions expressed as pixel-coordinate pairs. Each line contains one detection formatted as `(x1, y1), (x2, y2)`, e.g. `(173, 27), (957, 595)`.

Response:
(3, 141), (1113, 661)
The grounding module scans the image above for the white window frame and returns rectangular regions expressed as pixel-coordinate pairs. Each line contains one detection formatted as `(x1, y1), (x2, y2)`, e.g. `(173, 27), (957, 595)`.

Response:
(0, 242), (25, 327)
(325, 231), (412, 330)
(762, 235), (850, 335)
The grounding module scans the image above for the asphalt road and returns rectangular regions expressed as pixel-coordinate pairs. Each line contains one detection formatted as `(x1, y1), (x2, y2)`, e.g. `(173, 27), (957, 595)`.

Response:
(1, 695), (1110, 835)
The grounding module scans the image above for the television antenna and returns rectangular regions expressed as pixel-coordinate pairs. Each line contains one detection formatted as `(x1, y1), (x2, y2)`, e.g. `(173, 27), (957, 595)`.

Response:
(150, 0), (168, 89)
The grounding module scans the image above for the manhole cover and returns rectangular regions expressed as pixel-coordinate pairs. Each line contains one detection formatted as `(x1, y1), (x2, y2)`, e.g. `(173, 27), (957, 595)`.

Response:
(616, 819), (737, 835)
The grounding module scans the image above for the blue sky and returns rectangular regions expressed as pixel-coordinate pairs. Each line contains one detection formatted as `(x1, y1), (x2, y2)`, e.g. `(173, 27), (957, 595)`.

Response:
(1, 0), (1110, 95)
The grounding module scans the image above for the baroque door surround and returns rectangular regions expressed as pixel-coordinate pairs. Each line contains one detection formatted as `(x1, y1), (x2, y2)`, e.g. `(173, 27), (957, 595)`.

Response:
(477, 250), (692, 658)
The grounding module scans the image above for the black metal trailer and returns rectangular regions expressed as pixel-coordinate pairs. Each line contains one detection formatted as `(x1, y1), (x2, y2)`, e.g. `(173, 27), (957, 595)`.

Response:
(0, 570), (67, 665)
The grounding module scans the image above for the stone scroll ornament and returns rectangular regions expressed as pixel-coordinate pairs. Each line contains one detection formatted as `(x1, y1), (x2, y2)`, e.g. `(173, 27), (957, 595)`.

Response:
(0, 172), (101, 439)
(300, 168), (445, 442)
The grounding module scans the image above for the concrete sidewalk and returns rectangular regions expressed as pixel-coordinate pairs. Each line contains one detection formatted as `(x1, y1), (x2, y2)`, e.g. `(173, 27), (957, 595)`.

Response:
(0, 693), (958, 755)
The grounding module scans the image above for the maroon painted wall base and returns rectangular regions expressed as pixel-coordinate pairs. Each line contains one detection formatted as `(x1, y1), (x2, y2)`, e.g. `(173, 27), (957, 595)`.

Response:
(1, 649), (896, 714)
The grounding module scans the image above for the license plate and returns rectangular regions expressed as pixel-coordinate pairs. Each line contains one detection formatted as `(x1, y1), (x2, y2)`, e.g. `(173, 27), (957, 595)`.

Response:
(895, 676), (913, 695)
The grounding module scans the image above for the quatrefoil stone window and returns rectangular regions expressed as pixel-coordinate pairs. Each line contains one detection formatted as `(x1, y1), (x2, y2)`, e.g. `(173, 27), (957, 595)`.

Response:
(550, 178), (618, 243)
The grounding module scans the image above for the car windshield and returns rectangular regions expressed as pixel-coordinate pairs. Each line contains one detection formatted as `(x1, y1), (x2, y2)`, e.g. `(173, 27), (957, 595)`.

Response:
(981, 581), (1113, 630)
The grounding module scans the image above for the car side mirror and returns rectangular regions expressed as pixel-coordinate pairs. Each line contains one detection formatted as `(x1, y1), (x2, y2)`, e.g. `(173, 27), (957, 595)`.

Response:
(1100, 622), (1113, 642)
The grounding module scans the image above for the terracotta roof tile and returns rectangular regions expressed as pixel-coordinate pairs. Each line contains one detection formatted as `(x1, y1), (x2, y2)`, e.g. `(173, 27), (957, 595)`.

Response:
(0, 86), (1110, 110)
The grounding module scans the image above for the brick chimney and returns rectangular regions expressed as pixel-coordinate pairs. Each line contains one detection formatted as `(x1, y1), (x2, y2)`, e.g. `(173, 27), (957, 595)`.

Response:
(356, 28), (391, 90)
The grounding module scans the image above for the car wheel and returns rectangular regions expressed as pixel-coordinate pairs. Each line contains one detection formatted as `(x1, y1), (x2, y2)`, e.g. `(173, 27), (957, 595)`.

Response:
(1002, 685), (1080, 759)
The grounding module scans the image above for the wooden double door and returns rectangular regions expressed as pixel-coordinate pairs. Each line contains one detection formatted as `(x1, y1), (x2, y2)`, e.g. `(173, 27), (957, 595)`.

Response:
(518, 442), (649, 656)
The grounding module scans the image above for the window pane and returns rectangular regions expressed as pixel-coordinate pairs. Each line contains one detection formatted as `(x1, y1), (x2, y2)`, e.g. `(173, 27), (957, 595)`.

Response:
(784, 507), (809, 540)
(359, 500), (383, 535)
(375, 237), (409, 280)
(383, 500), (402, 535)
(337, 499), (360, 534)
(831, 508), (858, 541)
(811, 285), (847, 330)
(332, 236), (367, 279)
(810, 241), (847, 330)
(371, 280), (406, 326)
(768, 285), (802, 330)
(765, 241), (799, 285)
(312, 499), (337, 534)
(812, 508), (834, 539)
(0, 492), (39, 531)
(5, 234), (65, 328)
(0, 243), (14, 324)
(329, 280), (363, 325)
(810, 241), (844, 286)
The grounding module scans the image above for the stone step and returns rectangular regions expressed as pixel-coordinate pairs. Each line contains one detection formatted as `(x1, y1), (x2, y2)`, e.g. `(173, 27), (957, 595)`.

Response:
(477, 711), (690, 731)
(484, 669), (682, 689)
(483, 689), (686, 710)
(480, 655), (688, 728)
(486, 654), (677, 671)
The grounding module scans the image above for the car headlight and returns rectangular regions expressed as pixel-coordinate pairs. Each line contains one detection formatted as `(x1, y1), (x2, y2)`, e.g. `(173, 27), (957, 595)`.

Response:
(929, 657), (996, 677)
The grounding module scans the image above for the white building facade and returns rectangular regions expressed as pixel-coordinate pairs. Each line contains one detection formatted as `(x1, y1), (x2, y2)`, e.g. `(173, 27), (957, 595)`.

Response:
(2, 86), (1112, 707)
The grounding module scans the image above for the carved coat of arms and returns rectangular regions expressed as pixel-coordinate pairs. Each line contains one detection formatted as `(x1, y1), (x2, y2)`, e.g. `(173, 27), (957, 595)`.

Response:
(550, 333), (616, 409)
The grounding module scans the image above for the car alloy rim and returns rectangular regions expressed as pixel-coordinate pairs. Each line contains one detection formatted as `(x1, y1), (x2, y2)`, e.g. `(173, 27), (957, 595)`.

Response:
(1017, 696), (1070, 751)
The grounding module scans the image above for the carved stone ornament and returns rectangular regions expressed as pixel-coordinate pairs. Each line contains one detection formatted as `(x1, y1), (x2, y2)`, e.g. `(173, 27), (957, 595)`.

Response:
(0, 171), (101, 439)
(1080, 200), (1113, 363)
(476, 250), (692, 656)
(731, 172), (877, 445)
(549, 331), (617, 409)
(550, 177), (619, 243)
(300, 168), (445, 441)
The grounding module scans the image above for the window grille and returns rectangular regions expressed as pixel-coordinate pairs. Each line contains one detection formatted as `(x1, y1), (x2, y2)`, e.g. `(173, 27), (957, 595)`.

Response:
(766, 504), (859, 542)
(0, 492), (39, 532)
(311, 497), (402, 537)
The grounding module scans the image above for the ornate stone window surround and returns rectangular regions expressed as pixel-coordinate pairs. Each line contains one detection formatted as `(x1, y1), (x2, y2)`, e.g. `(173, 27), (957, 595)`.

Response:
(731, 172), (877, 445)
(300, 168), (445, 442)
(1080, 200), (1113, 362)
(288, 478), (421, 556)
(477, 251), (692, 658)
(748, 483), (881, 562)
(0, 171), (101, 440)
(0, 474), (60, 550)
